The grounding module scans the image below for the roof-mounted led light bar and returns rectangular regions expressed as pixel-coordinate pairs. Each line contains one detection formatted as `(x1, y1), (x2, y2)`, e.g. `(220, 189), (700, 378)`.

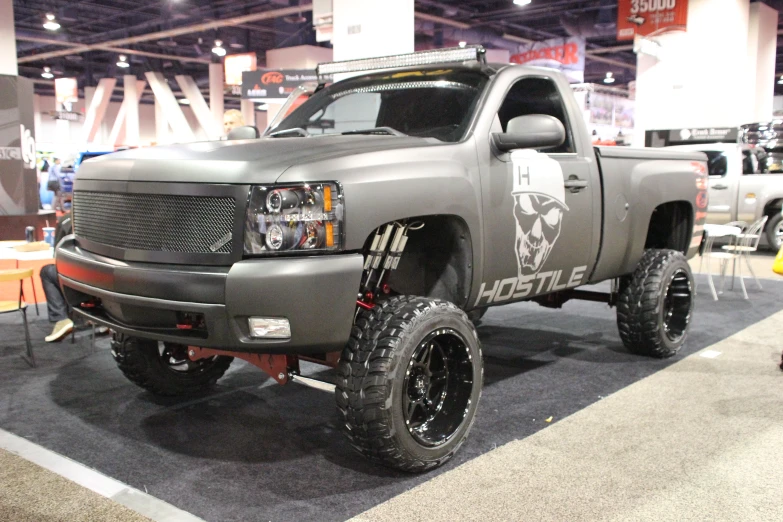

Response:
(316, 45), (486, 79)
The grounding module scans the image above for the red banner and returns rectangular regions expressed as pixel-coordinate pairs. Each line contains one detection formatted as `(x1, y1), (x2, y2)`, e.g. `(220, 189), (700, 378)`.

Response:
(617, 0), (688, 41)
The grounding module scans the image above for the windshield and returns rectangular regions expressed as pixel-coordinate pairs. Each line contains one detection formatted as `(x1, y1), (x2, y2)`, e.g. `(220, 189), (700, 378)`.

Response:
(271, 68), (489, 143)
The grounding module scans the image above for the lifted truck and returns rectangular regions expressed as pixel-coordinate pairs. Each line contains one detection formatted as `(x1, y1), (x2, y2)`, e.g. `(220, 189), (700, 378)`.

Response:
(57, 47), (708, 472)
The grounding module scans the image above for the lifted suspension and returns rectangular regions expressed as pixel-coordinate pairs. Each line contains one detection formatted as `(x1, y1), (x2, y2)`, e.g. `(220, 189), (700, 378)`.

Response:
(187, 347), (337, 392)
(357, 220), (423, 308)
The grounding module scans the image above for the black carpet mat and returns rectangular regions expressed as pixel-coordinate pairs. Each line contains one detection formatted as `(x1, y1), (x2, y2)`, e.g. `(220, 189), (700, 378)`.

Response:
(1, 277), (781, 522)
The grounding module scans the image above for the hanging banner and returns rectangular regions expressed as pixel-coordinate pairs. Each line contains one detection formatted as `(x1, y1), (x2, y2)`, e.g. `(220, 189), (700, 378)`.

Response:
(242, 69), (331, 101)
(617, 0), (688, 41)
(224, 53), (257, 86)
(510, 37), (585, 83)
(54, 77), (78, 106)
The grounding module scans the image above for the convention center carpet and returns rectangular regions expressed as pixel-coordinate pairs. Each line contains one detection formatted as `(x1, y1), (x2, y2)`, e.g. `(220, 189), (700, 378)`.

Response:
(1, 276), (781, 522)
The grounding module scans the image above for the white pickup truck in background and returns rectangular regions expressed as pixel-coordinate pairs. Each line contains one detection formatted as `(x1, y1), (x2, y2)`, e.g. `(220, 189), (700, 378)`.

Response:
(667, 142), (783, 250)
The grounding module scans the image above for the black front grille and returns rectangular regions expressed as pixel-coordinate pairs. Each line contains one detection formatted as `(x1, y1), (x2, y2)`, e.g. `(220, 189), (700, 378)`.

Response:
(73, 191), (236, 254)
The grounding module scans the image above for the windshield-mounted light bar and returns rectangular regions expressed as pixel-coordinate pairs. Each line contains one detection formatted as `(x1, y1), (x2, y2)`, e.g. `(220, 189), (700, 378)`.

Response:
(316, 45), (486, 78)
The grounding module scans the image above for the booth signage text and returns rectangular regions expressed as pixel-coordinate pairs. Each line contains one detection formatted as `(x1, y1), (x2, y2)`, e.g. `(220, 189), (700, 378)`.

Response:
(510, 37), (586, 83)
(617, 0), (688, 41)
(242, 69), (331, 100)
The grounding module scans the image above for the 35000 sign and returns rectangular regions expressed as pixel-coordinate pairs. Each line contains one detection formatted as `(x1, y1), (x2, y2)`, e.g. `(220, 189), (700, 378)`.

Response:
(631, 0), (676, 14)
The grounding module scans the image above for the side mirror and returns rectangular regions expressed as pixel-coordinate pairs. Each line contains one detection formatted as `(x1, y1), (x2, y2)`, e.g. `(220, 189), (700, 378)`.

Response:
(227, 125), (261, 140)
(492, 114), (566, 153)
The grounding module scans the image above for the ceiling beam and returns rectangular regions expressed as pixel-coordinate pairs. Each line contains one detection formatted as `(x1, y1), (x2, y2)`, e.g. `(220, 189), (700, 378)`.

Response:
(16, 36), (213, 64)
(18, 4), (314, 64)
(414, 12), (471, 29)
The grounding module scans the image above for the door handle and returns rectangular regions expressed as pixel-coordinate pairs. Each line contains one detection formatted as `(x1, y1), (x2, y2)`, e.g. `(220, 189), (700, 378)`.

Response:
(564, 176), (588, 193)
(712, 184), (729, 190)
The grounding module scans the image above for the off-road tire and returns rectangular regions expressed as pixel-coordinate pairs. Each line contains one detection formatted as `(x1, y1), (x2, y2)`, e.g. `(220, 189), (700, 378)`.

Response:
(336, 296), (483, 472)
(766, 212), (783, 251)
(111, 333), (233, 396)
(617, 249), (694, 358)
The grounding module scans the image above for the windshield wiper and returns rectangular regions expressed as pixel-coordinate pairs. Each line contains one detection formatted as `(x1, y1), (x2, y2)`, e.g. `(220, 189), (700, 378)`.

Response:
(269, 127), (310, 138)
(341, 127), (407, 137)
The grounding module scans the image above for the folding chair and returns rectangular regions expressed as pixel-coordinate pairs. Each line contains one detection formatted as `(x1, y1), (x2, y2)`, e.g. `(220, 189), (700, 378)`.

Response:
(0, 268), (36, 367)
(721, 216), (769, 292)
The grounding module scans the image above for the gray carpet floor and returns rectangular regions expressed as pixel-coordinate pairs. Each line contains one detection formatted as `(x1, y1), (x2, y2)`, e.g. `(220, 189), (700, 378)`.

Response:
(0, 276), (781, 522)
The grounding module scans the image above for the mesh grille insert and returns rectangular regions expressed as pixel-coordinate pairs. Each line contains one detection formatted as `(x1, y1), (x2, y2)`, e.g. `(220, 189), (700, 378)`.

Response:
(73, 191), (236, 254)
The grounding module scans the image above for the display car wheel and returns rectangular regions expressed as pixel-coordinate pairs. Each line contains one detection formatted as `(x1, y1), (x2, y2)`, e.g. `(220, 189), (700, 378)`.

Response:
(336, 296), (483, 472)
(766, 212), (783, 251)
(616, 249), (694, 358)
(111, 333), (233, 396)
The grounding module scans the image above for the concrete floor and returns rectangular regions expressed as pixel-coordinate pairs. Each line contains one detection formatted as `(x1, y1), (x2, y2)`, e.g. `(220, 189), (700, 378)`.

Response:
(354, 310), (783, 521)
(0, 448), (152, 522)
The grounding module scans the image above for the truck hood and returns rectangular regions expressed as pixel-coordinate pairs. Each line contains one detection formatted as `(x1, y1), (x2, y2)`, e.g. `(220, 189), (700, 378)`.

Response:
(76, 134), (439, 185)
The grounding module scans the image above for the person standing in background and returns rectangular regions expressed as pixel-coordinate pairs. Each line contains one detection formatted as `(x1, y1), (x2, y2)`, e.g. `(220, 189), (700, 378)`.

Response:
(223, 109), (245, 137)
(47, 158), (62, 211)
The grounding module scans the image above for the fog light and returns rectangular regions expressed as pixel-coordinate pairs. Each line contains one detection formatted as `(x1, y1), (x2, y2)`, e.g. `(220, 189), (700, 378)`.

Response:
(248, 317), (291, 339)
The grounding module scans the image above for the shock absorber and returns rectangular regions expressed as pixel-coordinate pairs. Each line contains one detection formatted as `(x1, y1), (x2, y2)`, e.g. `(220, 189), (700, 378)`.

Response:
(361, 223), (396, 291)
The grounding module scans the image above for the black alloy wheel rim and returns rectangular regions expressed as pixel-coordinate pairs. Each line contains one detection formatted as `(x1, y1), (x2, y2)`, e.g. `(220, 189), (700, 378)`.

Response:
(402, 328), (474, 447)
(160, 343), (216, 374)
(662, 269), (693, 343)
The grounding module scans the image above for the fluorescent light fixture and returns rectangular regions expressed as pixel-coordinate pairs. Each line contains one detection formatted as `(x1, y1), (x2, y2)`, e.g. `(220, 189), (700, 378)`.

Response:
(317, 45), (485, 77)
(212, 40), (227, 57)
(514, 0), (532, 5)
(178, 98), (190, 105)
(116, 54), (129, 68)
(248, 317), (291, 339)
(43, 13), (60, 31)
(41, 67), (54, 79)
(603, 72), (615, 84)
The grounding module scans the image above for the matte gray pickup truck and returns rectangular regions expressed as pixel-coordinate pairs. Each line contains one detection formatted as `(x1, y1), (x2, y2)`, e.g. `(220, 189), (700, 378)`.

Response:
(57, 47), (708, 471)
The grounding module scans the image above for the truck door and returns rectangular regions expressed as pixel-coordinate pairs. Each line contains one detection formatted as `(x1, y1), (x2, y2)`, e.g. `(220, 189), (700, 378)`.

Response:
(703, 149), (738, 224)
(474, 76), (600, 308)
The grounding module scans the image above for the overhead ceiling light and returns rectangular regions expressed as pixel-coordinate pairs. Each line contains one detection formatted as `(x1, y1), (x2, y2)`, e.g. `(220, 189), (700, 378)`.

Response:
(43, 13), (60, 31)
(178, 98), (191, 105)
(604, 72), (615, 84)
(513, 0), (532, 6)
(458, 41), (467, 48)
(212, 39), (227, 57)
(41, 66), (54, 79)
(116, 54), (130, 68)
(257, 103), (269, 110)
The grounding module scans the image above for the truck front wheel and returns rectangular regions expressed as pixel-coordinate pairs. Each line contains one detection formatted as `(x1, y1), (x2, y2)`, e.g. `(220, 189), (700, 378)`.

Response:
(766, 212), (783, 251)
(111, 334), (233, 396)
(336, 296), (483, 472)
(616, 249), (694, 358)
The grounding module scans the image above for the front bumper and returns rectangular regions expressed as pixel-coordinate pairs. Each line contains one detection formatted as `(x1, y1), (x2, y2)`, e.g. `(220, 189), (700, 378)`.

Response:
(56, 236), (364, 354)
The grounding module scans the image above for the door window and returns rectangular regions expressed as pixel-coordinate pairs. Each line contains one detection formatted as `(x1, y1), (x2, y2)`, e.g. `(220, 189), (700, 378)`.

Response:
(703, 151), (728, 177)
(497, 77), (574, 153)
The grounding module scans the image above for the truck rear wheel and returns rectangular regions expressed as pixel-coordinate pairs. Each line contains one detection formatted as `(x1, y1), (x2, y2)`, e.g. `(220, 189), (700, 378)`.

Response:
(766, 212), (783, 251)
(336, 296), (483, 472)
(616, 249), (694, 358)
(111, 334), (233, 396)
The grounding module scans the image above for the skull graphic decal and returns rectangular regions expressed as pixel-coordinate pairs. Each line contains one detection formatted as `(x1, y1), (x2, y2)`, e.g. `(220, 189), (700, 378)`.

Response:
(510, 150), (569, 277)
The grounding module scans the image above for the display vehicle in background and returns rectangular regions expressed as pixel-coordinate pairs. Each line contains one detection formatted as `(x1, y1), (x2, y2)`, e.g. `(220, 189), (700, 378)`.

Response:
(56, 47), (707, 472)
(667, 140), (783, 250)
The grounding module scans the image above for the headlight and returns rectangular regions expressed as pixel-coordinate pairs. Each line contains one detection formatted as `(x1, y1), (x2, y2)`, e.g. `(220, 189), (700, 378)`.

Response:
(244, 183), (343, 255)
